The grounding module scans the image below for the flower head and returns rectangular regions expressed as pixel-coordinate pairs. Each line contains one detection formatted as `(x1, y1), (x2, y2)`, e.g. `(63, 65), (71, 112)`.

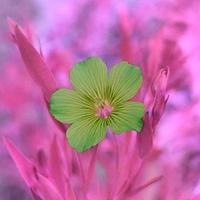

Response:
(50, 57), (144, 152)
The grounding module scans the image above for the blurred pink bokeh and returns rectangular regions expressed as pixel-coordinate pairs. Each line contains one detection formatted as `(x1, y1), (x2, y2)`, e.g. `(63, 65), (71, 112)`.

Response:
(1, 0), (200, 199)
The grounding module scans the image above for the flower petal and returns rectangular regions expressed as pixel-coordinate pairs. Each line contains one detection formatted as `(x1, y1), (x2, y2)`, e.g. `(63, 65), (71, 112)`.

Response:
(109, 61), (142, 103)
(50, 88), (92, 124)
(109, 102), (144, 133)
(67, 118), (107, 152)
(70, 57), (108, 99)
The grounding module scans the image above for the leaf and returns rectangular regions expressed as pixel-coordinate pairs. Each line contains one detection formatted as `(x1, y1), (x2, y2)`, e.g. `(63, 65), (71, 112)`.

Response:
(131, 175), (163, 195)
(137, 112), (153, 158)
(49, 136), (67, 199)
(3, 137), (63, 200)
(151, 68), (169, 129)
(9, 19), (57, 102)
(86, 145), (98, 188)
(7, 17), (18, 41)
(3, 137), (37, 187)
(151, 67), (169, 96)
(8, 19), (66, 134)
(32, 173), (64, 200)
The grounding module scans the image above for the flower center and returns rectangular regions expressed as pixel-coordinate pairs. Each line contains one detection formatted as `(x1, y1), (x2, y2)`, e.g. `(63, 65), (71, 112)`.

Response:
(95, 100), (113, 119)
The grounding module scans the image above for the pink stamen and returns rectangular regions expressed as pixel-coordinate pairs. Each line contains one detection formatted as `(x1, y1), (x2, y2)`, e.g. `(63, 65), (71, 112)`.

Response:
(96, 101), (112, 119)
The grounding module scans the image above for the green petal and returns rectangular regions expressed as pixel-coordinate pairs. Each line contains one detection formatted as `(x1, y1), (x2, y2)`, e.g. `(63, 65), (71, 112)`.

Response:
(108, 102), (144, 133)
(50, 88), (92, 124)
(70, 57), (108, 99)
(67, 118), (107, 152)
(109, 61), (142, 104)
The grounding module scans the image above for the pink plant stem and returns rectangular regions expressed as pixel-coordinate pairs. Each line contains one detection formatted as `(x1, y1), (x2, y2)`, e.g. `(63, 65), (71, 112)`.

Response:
(107, 133), (120, 199)
(74, 152), (88, 200)
(131, 175), (163, 195)
(85, 145), (98, 190)
(117, 158), (145, 198)
(115, 133), (132, 194)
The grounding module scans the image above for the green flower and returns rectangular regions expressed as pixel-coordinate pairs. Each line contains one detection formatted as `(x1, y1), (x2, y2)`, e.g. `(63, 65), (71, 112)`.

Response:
(50, 57), (144, 152)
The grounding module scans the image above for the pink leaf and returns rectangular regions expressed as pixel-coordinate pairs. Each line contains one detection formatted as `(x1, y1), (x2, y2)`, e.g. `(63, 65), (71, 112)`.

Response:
(8, 18), (58, 102)
(86, 145), (98, 188)
(7, 17), (18, 41)
(131, 175), (163, 195)
(118, 5), (133, 63)
(31, 173), (64, 200)
(7, 18), (66, 134)
(3, 137), (38, 187)
(151, 68), (169, 128)
(3, 137), (63, 200)
(152, 67), (169, 97)
(49, 136), (70, 199)
(49, 136), (76, 199)
(137, 112), (153, 158)
(152, 94), (169, 129)
(192, 195), (200, 200)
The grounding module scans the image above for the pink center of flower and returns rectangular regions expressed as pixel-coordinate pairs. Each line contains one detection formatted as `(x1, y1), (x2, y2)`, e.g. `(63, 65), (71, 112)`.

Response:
(96, 100), (113, 119)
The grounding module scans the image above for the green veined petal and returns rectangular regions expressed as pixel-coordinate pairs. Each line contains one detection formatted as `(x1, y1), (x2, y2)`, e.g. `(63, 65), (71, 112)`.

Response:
(109, 61), (142, 104)
(70, 57), (108, 100)
(67, 118), (107, 152)
(50, 88), (92, 124)
(108, 102), (144, 134)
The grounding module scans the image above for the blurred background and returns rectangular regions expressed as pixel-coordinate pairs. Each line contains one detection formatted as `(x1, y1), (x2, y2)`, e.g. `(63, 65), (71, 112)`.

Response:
(1, 0), (200, 199)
